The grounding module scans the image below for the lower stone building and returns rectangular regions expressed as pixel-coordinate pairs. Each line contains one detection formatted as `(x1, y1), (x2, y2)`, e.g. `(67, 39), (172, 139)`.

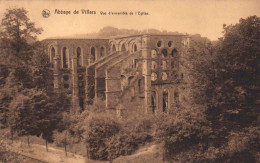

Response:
(44, 34), (190, 114)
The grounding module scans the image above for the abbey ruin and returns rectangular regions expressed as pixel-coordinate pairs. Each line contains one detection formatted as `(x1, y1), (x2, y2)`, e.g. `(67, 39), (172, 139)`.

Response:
(44, 34), (190, 114)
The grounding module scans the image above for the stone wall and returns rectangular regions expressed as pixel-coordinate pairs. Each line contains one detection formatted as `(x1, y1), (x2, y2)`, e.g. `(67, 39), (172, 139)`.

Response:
(44, 34), (190, 114)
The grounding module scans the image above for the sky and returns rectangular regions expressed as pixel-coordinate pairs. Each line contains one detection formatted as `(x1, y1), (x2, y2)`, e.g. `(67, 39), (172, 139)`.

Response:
(0, 0), (259, 41)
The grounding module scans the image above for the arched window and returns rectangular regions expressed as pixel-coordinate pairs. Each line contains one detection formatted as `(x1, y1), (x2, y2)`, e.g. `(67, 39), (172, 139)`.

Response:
(51, 47), (55, 59)
(91, 47), (96, 61)
(151, 49), (158, 58)
(50, 47), (55, 67)
(63, 47), (68, 68)
(163, 89), (168, 112)
(121, 44), (126, 51)
(138, 78), (144, 93)
(157, 41), (162, 47)
(79, 98), (84, 110)
(152, 61), (157, 70)
(151, 91), (157, 114)
(112, 44), (116, 52)
(77, 47), (81, 67)
(168, 41), (172, 47)
(100, 47), (105, 57)
(171, 49), (178, 57)
(162, 49), (168, 58)
(133, 44), (137, 52)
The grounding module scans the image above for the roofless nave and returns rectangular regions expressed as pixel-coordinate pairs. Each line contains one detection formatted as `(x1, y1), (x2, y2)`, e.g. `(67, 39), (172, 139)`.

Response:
(44, 34), (190, 115)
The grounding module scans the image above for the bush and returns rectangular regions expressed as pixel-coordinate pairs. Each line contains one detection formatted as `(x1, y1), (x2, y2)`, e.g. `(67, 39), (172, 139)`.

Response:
(154, 108), (212, 161)
(0, 138), (20, 162)
(84, 113), (120, 160)
(83, 112), (154, 161)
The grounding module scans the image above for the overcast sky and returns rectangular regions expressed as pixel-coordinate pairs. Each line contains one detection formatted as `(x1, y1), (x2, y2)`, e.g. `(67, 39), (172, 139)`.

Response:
(0, 0), (259, 41)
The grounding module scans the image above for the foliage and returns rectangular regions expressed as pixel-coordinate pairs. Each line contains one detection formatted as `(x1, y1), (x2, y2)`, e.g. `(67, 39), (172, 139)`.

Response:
(84, 113), (120, 160)
(171, 15), (260, 162)
(53, 130), (73, 156)
(0, 8), (42, 62)
(0, 138), (20, 163)
(8, 91), (38, 138)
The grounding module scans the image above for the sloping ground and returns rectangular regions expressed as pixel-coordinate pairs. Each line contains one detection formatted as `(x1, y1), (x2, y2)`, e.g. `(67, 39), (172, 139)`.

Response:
(6, 140), (108, 163)
(5, 135), (163, 163)
(113, 143), (164, 163)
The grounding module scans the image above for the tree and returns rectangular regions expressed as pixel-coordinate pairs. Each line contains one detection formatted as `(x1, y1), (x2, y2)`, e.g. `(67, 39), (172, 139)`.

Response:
(177, 16), (260, 162)
(0, 8), (42, 62)
(201, 16), (260, 132)
(8, 91), (39, 146)
(53, 130), (73, 157)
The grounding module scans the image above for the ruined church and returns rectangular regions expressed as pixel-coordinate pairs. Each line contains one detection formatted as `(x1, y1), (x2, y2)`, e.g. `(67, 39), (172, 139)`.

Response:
(44, 34), (190, 114)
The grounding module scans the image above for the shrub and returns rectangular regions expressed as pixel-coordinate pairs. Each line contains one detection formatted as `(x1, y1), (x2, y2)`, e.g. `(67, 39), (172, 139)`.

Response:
(0, 138), (20, 162)
(83, 112), (154, 161)
(154, 107), (212, 161)
(84, 113), (120, 160)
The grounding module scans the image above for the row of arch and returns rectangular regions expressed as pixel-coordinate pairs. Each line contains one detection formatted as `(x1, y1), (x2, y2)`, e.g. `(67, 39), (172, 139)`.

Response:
(151, 48), (178, 58)
(49, 46), (106, 68)
(110, 42), (138, 53)
(151, 89), (179, 113)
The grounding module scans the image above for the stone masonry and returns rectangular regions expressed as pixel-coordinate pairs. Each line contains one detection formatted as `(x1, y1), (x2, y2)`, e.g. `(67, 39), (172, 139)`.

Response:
(44, 34), (190, 114)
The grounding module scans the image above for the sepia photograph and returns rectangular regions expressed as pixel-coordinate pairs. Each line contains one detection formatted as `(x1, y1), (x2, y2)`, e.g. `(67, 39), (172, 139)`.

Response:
(0, 0), (259, 162)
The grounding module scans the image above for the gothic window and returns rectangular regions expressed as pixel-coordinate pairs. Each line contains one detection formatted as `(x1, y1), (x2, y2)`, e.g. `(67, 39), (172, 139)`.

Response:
(63, 47), (68, 68)
(161, 60), (167, 70)
(79, 98), (84, 110)
(77, 47), (81, 67)
(138, 78), (144, 93)
(121, 44), (126, 51)
(133, 44), (137, 52)
(51, 47), (55, 61)
(151, 72), (157, 81)
(152, 61), (157, 70)
(163, 89), (168, 112)
(171, 49), (178, 57)
(162, 49), (168, 58)
(151, 91), (157, 114)
(100, 47), (105, 57)
(91, 47), (96, 61)
(112, 44), (116, 52)
(151, 49), (157, 58)
(161, 72), (168, 80)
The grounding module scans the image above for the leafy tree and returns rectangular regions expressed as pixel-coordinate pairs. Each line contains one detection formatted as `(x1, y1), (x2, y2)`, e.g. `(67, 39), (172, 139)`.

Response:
(0, 8), (42, 62)
(212, 16), (260, 128)
(53, 130), (73, 157)
(8, 91), (39, 146)
(176, 16), (260, 162)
